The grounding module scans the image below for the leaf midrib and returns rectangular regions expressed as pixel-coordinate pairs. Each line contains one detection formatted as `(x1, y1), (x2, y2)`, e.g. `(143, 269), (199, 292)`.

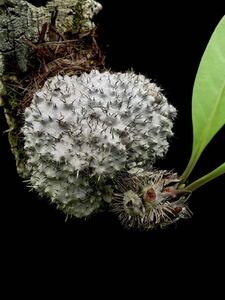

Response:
(193, 76), (225, 156)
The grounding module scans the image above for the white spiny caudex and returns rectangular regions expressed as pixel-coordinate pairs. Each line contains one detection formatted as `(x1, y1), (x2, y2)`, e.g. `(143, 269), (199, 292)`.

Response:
(2, 2), (224, 230)
(22, 70), (192, 228)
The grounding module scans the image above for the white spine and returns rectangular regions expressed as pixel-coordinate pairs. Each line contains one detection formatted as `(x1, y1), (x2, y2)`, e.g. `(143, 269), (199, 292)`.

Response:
(22, 70), (176, 217)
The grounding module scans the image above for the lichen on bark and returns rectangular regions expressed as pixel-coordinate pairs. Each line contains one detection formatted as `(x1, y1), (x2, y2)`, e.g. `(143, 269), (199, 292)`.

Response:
(0, 0), (102, 72)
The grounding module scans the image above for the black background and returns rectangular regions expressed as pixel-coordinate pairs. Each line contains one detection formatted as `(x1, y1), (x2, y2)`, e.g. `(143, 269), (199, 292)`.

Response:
(1, 0), (225, 293)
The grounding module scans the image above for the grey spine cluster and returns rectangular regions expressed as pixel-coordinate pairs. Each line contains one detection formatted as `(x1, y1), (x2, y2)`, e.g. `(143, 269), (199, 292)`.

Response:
(22, 70), (176, 218)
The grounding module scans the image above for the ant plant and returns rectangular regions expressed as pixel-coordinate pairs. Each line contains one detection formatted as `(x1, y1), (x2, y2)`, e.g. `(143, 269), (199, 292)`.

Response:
(1, 2), (225, 230)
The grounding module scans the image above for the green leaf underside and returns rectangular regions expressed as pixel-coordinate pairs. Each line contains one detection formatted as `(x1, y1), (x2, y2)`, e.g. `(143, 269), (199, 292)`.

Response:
(181, 16), (225, 182)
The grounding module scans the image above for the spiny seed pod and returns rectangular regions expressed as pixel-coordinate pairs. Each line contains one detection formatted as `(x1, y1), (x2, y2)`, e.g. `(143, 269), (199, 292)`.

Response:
(22, 70), (176, 218)
(112, 169), (192, 230)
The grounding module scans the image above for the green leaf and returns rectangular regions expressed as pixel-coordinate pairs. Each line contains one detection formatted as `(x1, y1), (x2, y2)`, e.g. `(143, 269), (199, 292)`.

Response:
(181, 16), (225, 182)
(184, 162), (225, 192)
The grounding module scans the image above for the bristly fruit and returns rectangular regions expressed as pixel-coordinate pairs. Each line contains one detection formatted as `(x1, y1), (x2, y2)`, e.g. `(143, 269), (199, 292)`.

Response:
(22, 70), (176, 219)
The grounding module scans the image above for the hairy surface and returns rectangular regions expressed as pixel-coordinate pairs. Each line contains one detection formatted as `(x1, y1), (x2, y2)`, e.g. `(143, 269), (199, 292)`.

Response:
(22, 70), (176, 217)
(112, 169), (192, 230)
